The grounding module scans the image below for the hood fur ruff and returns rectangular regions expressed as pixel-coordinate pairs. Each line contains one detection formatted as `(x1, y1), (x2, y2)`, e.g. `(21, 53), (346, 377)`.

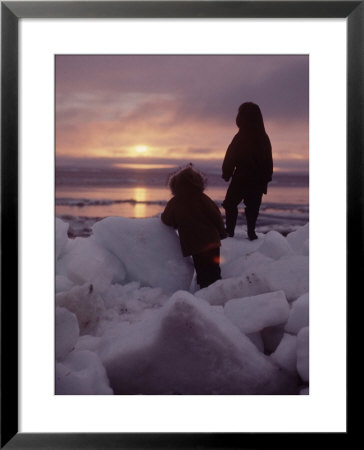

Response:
(168, 164), (207, 196)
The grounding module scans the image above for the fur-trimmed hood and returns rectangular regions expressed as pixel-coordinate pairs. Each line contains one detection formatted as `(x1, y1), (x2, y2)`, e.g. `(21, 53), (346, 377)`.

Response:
(167, 164), (207, 196)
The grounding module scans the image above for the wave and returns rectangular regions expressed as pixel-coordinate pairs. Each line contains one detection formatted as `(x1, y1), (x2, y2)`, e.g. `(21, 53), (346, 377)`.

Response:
(55, 198), (167, 207)
(56, 167), (309, 188)
(56, 197), (309, 212)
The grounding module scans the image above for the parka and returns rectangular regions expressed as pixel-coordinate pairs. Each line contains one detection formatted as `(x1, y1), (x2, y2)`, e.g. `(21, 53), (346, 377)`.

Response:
(161, 168), (226, 257)
(222, 130), (273, 194)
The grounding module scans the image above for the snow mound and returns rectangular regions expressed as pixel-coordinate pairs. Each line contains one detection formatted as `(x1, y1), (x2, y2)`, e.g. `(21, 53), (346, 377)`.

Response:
(56, 350), (113, 395)
(93, 217), (194, 293)
(224, 291), (290, 334)
(56, 283), (105, 334)
(285, 293), (309, 334)
(55, 307), (79, 361)
(57, 235), (126, 292)
(297, 326), (309, 382)
(100, 291), (297, 395)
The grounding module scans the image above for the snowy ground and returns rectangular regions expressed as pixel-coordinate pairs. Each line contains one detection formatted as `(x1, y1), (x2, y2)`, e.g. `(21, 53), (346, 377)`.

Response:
(55, 217), (309, 395)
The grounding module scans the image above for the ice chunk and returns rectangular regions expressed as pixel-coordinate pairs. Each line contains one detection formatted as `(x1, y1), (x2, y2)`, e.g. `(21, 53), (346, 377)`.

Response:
(222, 251), (273, 279)
(224, 291), (290, 334)
(221, 237), (260, 264)
(261, 255), (309, 301)
(285, 293), (309, 334)
(55, 307), (79, 361)
(85, 283), (168, 339)
(196, 272), (270, 306)
(101, 282), (167, 313)
(261, 325), (285, 355)
(246, 332), (264, 352)
(55, 275), (74, 294)
(100, 291), (297, 394)
(75, 335), (102, 353)
(221, 233), (276, 278)
(198, 254), (308, 305)
(286, 223), (309, 255)
(257, 230), (293, 260)
(56, 283), (105, 334)
(55, 218), (69, 260)
(93, 217), (194, 293)
(57, 235), (126, 291)
(270, 333), (297, 373)
(297, 326), (309, 382)
(56, 350), (113, 395)
(303, 239), (309, 255)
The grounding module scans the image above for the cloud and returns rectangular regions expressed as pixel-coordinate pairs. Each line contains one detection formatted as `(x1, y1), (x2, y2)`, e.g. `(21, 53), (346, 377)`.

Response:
(185, 147), (215, 155)
(56, 55), (308, 124)
(174, 56), (309, 125)
(56, 55), (309, 169)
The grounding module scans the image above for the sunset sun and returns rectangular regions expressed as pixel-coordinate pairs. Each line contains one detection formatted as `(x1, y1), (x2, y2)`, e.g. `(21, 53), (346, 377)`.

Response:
(135, 145), (148, 155)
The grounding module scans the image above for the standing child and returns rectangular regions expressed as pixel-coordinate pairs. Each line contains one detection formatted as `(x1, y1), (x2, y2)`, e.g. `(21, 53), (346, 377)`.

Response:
(161, 164), (227, 289)
(222, 102), (273, 240)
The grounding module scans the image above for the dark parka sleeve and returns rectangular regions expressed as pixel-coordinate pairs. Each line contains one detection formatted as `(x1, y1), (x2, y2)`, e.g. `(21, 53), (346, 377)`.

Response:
(222, 134), (239, 181)
(223, 132), (273, 184)
(264, 135), (273, 182)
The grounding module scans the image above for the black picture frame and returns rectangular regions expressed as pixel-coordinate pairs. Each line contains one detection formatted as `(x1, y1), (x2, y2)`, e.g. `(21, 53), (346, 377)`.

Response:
(1, 1), (360, 448)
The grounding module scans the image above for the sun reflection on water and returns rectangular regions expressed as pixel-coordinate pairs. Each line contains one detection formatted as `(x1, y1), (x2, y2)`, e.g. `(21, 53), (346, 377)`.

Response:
(134, 187), (147, 218)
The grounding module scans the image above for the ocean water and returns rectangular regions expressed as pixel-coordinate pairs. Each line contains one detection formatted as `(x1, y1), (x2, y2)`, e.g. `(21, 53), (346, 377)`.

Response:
(56, 167), (309, 237)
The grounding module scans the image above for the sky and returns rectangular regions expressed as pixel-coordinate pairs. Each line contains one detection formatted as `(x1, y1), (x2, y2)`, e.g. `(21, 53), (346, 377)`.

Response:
(56, 55), (309, 173)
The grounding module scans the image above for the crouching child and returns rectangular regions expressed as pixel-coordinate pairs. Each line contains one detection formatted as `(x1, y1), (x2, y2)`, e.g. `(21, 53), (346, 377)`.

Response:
(161, 164), (227, 289)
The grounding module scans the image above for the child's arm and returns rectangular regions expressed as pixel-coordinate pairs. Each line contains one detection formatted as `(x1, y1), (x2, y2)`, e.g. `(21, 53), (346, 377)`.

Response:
(161, 199), (177, 229)
(264, 135), (273, 182)
(222, 135), (238, 181)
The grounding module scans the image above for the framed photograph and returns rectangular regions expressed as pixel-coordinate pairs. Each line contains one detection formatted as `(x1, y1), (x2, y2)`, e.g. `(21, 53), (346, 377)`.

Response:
(2, 1), (360, 447)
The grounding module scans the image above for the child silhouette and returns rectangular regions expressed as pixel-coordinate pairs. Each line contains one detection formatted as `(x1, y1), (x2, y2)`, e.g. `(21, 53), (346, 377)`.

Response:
(161, 164), (227, 289)
(222, 102), (273, 240)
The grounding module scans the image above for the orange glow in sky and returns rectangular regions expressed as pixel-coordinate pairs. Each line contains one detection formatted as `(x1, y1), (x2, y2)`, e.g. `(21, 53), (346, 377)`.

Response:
(56, 55), (309, 173)
(113, 163), (177, 170)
